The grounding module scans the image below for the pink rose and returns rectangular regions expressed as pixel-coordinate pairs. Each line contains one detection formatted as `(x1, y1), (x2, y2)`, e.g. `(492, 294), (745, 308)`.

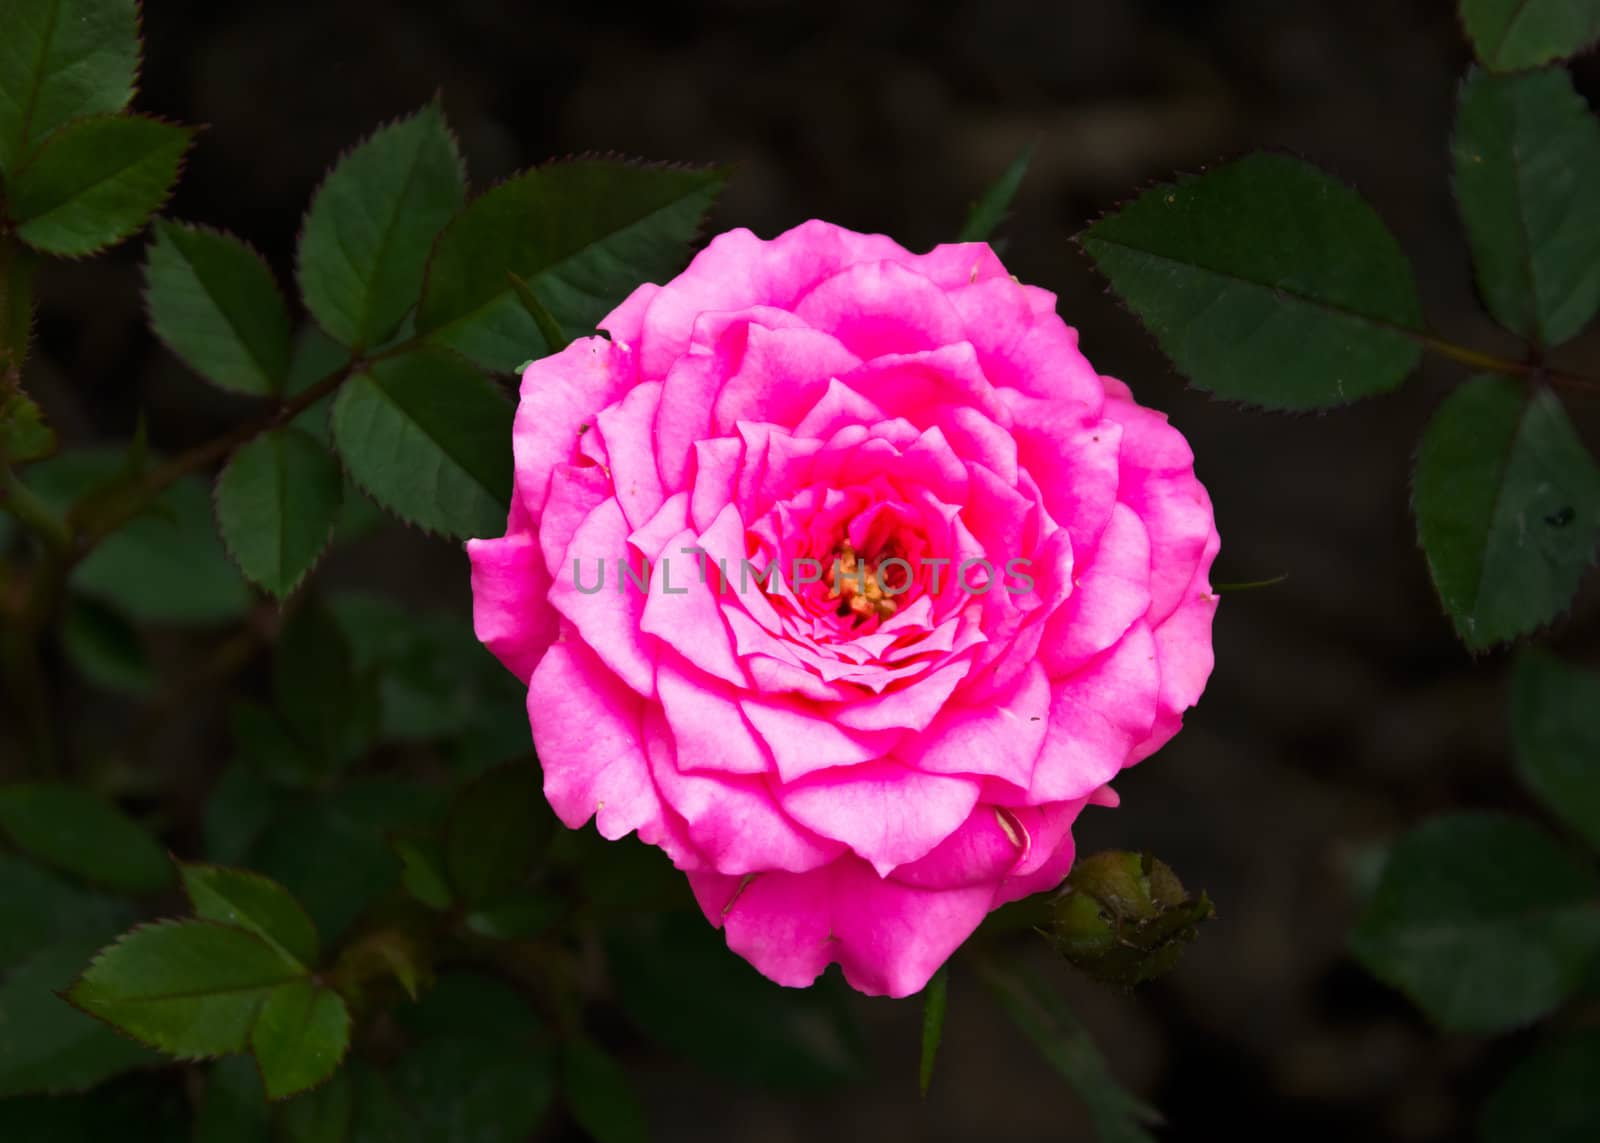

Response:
(468, 220), (1219, 998)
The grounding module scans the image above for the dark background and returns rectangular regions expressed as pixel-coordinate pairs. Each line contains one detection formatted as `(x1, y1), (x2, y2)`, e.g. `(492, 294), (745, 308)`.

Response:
(20, 1), (1600, 1139)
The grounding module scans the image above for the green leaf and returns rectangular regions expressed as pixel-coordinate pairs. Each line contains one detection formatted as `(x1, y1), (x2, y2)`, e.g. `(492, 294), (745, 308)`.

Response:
(1079, 152), (1422, 409)
(1413, 376), (1600, 649)
(62, 597), (154, 695)
(1462, 0), (1600, 71)
(977, 958), (1162, 1143)
(251, 779), (439, 942)
(68, 920), (307, 1058)
(144, 221), (294, 396)
(331, 347), (512, 538)
(1453, 67), (1600, 348)
(1, 377), (56, 463)
(1513, 650), (1600, 851)
(389, 972), (555, 1143)
(250, 979), (351, 1101)
(607, 912), (863, 1091)
(274, 1066), (353, 1143)
(180, 863), (322, 970)
(506, 269), (571, 355)
(272, 597), (375, 773)
(1481, 1029), (1600, 1143)
(0, 855), (133, 970)
(0, 782), (170, 894)
(327, 592), (523, 746)
(348, 1064), (421, 1143)
(444, 761), (549, 905)
(27, 447), (251, 623)
(196, 1056), (271, 1143)
(215, 428), (342, 597)
(919, 965), (948, 1097)
(958, 143), (1034, 243)
(562, 1037), (648, 1143)
(299, 102), (466, 349)
(0, 932), (158, 1096)
(6, 114), (192, 257)
(391, 836), (453, 910)
(203, 764), (287, 866)
(416, 159), (727, 371)
(1350, 812), (1600, 1032)
(0, 0), (140, 173)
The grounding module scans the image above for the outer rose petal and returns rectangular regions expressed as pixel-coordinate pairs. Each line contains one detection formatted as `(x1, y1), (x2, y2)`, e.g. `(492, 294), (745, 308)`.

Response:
(528, 640), (673, 849)
(1135, 524), (1221, 761)
(468, 530), (556, 684)
(512, 338), (637, 515)
(690, 858), (997, 998)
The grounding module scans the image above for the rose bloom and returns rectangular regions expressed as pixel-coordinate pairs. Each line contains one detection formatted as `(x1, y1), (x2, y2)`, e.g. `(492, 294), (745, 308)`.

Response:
(469, 221), (1218, 998)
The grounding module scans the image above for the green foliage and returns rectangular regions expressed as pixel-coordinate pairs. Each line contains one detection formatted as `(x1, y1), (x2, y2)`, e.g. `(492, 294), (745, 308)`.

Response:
(1453, 67), (1600, 348)
(298, 102), (466, 350)
(330, 348), (513, 538)
(958, 143), (1033, 243)
(25, 448), (251, 623)
(562, 1037), (649, 1143)
(5, 114), (191, 257)
(0, 0), (140, 173)
(1513, 651), (1600, 852)
(1079, 152), (1422, 409)
(444, 761), (549, 906)
(68, 920), (307, 1058)
(249, 779), (439, 942)
(1350, 812), (1600, 1032)
(0, 782), (170, 894)
(918, 965), (948, 1097)
(195, 1057), (270, 1143)
(0, 931), (159, 1096)
(1413, 376), (1600, 649)
(274, 1067), (353, 1142)
(250, 979), (352, 1101)
(272, 597), (376, 775)
(978, 958), (1163, 1143)
(61, 598), (154, 695)
(1461, 0), (1600, 71)
(387, 973), (555, 1143)
(416, 159), (727, 370)
(64, 863), (349, 1101)
(214, 428), (343, 597)
(327, 590), (526, 750)
(0, 861), (158, 1097)
(1480, 1029), (1600, 1142)
(144, 222), (294, 396)
(607, 912), (864, 1091)
(180, 864), (322, 970)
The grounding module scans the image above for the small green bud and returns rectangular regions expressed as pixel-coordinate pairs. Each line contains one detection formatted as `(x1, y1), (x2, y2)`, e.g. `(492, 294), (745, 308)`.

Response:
(1048, 850), (1214, 987)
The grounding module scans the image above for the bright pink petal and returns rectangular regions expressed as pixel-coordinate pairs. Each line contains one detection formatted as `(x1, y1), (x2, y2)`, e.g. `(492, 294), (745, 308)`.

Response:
(902, 660), (1050, 788)
(528, 641), (667, 846)
(467, 532), (556, 683)
(512, 337), (637, 515)
(693, 856), (997, 997)
(777, 760), (981, 875)
(548, 498), (655, 695)
(1028, 623), (1160, 802)
(794, 261), (968, 359)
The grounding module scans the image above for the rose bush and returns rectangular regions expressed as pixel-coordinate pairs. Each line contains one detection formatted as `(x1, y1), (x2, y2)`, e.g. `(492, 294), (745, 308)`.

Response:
(469, 220), (1218, 997)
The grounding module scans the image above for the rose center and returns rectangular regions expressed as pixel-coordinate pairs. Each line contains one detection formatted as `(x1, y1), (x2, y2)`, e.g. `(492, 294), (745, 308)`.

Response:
(824, 540), (911, 622)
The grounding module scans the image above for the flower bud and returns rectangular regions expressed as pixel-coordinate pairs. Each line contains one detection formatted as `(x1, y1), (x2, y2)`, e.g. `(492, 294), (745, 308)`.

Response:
(1049, 850), (1214, 987)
